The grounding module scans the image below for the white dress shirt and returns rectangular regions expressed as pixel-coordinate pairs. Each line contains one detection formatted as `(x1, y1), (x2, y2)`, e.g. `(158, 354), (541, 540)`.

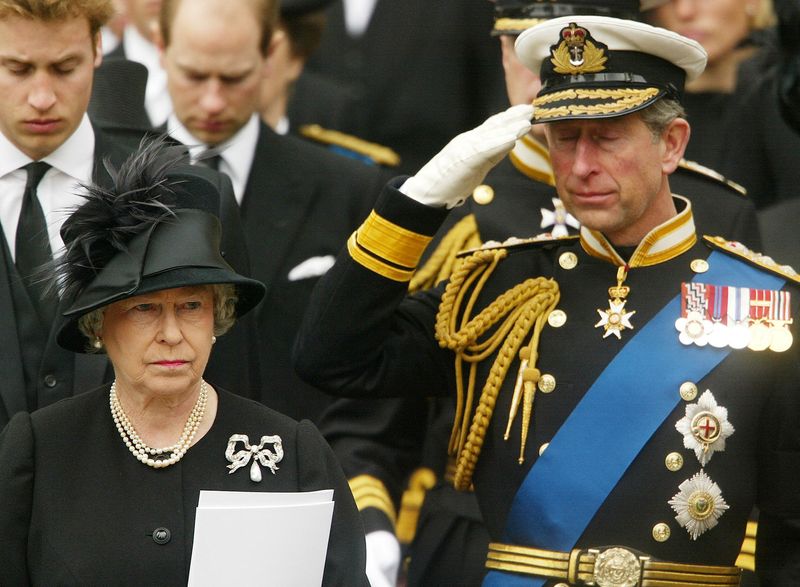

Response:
(167, 114), (260, 206)
(343, 0), (379, 37)
(0, 115), (95, 261)
(123, 24), (172, 128)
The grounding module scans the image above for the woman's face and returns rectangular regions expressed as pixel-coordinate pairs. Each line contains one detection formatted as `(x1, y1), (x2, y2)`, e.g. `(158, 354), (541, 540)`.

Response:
(647, 0), (757, 64)
(99, 285), (215, 398)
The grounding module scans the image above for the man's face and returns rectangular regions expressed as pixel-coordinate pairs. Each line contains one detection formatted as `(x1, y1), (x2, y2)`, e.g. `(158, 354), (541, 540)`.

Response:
(162, 0), (267, 146)
(0, 15), (100, 160)
(545, 113), (684, 245)
(123, 0), (162, 41)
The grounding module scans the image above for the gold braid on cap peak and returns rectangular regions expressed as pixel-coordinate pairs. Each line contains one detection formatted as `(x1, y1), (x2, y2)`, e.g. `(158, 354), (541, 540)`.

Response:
(534, 87), (660, 120)
(409, 214), (481, 293)
(434, 247), (560, 490)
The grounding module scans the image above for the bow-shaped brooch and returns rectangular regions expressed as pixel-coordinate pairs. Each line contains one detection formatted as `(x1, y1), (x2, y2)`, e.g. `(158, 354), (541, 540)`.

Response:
(225, 434), (284, 482)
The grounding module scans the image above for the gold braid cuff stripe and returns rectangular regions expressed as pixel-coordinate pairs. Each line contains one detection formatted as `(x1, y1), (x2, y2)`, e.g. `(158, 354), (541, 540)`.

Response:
(349, 475), (397, 524)
(486, 542), (742, 586)
(360, 211), (433, 268)
(348, 232), (415, 282)
(534, 87), (660, 119)
(348, 209), (435, 282)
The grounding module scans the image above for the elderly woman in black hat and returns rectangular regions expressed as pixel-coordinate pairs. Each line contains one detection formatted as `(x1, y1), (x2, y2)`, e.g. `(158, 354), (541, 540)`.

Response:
(0, 143), (368, 586)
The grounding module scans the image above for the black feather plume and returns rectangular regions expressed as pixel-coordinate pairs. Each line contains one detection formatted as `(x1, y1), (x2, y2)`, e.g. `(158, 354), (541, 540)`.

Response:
(54, 136), (192, 303)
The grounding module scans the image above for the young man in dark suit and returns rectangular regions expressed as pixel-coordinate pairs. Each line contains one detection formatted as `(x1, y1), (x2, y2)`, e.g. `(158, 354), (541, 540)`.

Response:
(0, 0), (254, 430)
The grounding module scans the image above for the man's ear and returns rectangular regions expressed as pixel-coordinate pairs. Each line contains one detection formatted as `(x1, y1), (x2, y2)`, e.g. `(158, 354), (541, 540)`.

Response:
(93, 33), (104, 67)
(263, 28), (287, 75)
(661, 117), (690, 175)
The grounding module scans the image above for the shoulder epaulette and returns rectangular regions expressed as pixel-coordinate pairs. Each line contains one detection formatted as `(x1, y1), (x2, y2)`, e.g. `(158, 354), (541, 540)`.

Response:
(298, 124), (401, 167)
(678, 159), (747, 197)
(703, 235), (800, 283)
(458, 233), (579, 258)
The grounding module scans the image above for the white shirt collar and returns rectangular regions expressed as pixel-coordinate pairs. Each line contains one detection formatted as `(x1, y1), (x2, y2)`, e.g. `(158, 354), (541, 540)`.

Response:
(167, 113), (259, 205)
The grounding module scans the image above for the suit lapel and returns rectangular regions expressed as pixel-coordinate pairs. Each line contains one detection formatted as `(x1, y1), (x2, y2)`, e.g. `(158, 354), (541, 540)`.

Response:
(241, 124), (319, 299)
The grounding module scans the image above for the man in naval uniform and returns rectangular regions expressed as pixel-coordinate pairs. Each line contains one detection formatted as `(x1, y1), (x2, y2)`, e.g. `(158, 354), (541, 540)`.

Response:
(315, 1), (764, 584)
(296, 14), (800, 586)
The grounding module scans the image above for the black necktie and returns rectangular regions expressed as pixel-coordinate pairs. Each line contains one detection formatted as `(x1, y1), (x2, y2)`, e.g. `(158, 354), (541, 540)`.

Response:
(15, 161), (56, 326)
(197, 151), (222, 172)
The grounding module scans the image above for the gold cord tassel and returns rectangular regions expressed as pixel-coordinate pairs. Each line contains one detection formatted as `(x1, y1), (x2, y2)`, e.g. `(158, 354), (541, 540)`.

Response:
(435, 248), (560, 490)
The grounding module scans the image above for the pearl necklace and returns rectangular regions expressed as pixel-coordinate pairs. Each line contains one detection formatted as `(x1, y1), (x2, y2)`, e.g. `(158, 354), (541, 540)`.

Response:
(109, 379), (208, 468)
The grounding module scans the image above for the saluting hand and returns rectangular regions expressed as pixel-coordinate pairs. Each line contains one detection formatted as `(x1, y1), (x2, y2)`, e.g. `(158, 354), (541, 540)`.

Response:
(400, 104), (534, 209)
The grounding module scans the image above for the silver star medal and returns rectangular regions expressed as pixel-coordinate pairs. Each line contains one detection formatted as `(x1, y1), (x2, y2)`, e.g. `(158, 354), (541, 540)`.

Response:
(595, 266), (635, 339)
(669, 470), (729, 540)
(540, 198), (580, 238)
(225, 434), (284, 482)
(675, 390), (735, 466)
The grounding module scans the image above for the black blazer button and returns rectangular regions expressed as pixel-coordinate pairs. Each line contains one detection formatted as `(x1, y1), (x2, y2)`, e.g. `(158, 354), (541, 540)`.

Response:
(152, 527), (171, 545)
(43, 374), (57, 388)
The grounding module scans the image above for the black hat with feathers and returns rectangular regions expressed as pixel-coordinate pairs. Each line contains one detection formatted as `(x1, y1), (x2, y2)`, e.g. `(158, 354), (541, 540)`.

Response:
(56, 138), (265, 353)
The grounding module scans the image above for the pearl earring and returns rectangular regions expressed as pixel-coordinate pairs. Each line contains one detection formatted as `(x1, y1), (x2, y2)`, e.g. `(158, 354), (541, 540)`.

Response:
(211, 335), (217, 345)
(93, 337), (103, 349)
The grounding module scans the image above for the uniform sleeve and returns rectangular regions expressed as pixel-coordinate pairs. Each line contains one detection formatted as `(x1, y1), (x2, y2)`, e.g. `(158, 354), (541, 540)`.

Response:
(295, 419), (369, 587)
(0, 412), (35, 586)
(318, 396), (429, 534)
(293, 180), (453, 399)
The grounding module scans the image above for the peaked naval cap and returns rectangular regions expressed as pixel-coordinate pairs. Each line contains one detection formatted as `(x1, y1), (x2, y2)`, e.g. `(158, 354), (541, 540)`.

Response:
(515, 15), (707, 122)
(56, 145), (265, 353)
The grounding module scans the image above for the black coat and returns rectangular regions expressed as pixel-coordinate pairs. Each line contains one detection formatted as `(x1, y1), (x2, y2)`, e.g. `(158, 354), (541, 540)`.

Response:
(0, 386), (367, 586)
(306, 0), (506, 174)
(295, 183), (800, 584)
(240, 122), (388, 423)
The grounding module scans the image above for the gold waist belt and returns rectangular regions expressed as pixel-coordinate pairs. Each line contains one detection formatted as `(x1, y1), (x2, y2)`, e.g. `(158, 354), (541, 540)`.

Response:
(486, 542), (741, 586)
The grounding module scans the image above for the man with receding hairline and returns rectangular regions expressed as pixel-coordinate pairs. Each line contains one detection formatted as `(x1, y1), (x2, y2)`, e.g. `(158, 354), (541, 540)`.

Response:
(159, 0), (385, 424)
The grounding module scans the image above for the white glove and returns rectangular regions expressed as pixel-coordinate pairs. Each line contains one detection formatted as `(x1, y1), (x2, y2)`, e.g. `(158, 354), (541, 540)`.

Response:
(400, 103), (534, 209)
(365, 530), (401, 587)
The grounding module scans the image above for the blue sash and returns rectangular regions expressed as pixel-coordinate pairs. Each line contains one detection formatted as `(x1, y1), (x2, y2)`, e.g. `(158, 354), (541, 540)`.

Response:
(484, 251), (785, 587)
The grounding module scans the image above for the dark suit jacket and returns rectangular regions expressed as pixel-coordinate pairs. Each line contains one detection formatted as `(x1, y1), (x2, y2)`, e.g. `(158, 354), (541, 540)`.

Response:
(0, 386), (368, 586)
(240, 122), (387, 423)
(0, 126), (257, 429)
(306, 0), (506, 173)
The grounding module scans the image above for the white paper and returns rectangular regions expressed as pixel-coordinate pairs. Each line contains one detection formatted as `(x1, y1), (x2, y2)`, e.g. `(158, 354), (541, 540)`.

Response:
(188, 490), (335, 587)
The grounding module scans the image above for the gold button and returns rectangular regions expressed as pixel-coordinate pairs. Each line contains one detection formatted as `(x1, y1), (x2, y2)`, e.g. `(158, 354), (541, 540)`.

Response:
(690, 259), (709, 273)
(472, 184), (494, 205)
(679, 381), (698, 401)
(538, 374), (556, 393)
(548, 309), (567, 328)
(538, 443), (549, 456)
(665, 452), (684, 472)
(559, 252), (578, 270)
(652, 523), (671, 542)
